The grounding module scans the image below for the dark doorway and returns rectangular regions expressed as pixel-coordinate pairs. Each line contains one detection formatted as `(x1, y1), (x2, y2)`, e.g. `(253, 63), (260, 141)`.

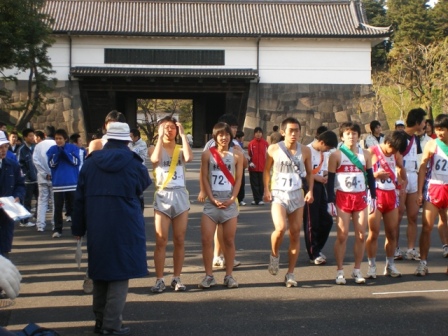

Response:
(76, 74), (253, 147)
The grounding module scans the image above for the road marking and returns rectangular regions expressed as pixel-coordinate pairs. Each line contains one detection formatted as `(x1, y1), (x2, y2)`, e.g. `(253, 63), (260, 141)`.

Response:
(373, 289), (448, 295)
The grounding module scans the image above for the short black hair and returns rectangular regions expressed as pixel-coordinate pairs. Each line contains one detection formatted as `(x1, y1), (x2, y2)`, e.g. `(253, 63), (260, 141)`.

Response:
(236, 130), (244, 138)
(273, 125), (279, 132)
(369, 120), (381, 133)
(406, 108), (427, 127)
(434, 114), (448, 129)
(44, 126), (55, 138)
(254, 127), (263, 134)
(69, 133), (81, 144)
(316, 126), (328, 137)
(339, 122), (361, 138)
(218, 114), (238, 127)
(105, 110), (126, 124)
(317, 130), (338, 148)
(22, 128), (34, 138)
(55, 129), (69, 140)
(34, 130), (44, 139)
(384, 131), (408, 154)
(281, 117), (301, 131)
(130, 128), (140, 138)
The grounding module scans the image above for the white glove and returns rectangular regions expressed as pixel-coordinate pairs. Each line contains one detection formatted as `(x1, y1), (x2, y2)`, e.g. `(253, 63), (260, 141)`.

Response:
(327, 202), (337, 217)
(0, 256), (22, 299)
(368, 198), (377, 215)
(249, 162), (256, 169)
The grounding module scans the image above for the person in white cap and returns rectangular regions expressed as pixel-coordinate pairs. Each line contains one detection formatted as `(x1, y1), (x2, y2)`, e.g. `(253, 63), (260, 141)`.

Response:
(0, 130), (25, 260)
(72, 122), (151, 336)
(395, 120), (405, 132)
(82, 110), (127, 295)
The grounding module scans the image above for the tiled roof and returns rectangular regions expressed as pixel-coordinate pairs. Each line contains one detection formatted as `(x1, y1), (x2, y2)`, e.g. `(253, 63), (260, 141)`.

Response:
(43, 0), (390, 38)
(70, 67), (259, 78)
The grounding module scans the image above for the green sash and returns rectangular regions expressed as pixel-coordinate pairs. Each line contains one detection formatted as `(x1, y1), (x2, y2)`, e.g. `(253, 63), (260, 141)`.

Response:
(436, 139), (448, 157)
(340, 144), (367, 182)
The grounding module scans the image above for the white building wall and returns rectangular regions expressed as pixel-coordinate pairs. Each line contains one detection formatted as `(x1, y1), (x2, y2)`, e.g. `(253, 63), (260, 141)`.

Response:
(2, 36), (372, 84)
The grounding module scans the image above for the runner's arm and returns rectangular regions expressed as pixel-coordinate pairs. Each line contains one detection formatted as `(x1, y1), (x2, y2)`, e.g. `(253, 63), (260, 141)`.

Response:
(326, 150), (339, 203)
(417, 140), (435, 204)
(150, 123), (165, 165)
(364, 150), (376, 199)
(302, 145), (314, 203)
(263, 145), (275, 202)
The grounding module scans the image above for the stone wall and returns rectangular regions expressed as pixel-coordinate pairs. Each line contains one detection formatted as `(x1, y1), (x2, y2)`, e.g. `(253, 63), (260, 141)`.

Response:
(0, 80), (87, 144)
(243, 83), (389, 144)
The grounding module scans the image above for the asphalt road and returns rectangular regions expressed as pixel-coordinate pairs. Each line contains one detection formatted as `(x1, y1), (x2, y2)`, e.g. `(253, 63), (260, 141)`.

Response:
(1, 148), (448, 335)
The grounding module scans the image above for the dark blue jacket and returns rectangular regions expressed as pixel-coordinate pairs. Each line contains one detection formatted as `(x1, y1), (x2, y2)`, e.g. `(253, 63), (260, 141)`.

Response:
(0, 157), (25, 201)
(18, 144), (37, 183)
(71, 140), (152, 281)
(47, 143), (80, 192)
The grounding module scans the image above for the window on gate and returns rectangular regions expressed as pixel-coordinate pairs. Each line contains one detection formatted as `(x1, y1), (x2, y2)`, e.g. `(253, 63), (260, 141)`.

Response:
(105, 49), (225, 65)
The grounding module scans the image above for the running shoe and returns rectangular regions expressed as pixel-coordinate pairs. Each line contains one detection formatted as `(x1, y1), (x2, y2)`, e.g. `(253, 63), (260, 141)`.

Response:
(213, 256), (224, 268)
(239, 201), (247, 206)
(223, 275), (238, 288)
(251, 201), (257, 205)
(394, 247), (403, 260)
(258, 201), (265, 205)
(198, 275), (216, 289)
(65, 216), (72, 222)
(335, 270), (346, 285)
(150, 279), (166, 293)
(351, 269), (366, 284)
(52, 232), (62, 238)
(171, 277), (186, 292)
(366, 265), (377, 279)
(20, 222), (36, 227)
(384, 264), (402, 277)
(310, 254), (326, 265)
(406, 248), (421, 261)
(222, 258), (241, 268)
(442, 245), (448, 258)
(414, 262), (428, 276)
(284, 273), (298, 288)
(268, 255), (279, 275)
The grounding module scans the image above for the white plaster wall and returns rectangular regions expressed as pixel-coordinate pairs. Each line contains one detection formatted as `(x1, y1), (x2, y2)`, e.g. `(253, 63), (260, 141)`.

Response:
(2, 36), (373, 84)
(259, 39), (372, 84)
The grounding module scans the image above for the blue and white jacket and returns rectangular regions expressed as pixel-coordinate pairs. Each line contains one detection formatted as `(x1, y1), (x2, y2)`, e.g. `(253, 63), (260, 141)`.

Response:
(47, 143), (80, 192)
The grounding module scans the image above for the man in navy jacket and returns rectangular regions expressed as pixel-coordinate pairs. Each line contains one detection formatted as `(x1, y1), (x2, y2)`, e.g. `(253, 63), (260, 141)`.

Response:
(0, 131), (25, 258)
(72, 122), (151, 335)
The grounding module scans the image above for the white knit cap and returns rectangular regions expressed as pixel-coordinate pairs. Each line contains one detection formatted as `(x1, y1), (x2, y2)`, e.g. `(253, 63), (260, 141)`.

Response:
(0, 131), (9, 146)
(105, 122), (132, 141)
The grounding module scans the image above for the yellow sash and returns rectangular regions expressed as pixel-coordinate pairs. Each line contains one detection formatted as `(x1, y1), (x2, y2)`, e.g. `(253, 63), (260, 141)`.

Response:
(160, 145), (181, 190)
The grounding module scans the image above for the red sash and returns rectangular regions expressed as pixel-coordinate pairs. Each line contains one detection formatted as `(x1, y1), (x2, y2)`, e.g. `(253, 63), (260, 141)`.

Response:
(402, 135), (415, 157)
(372, 145), (398, 187)
(210, 147), (235, 186)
